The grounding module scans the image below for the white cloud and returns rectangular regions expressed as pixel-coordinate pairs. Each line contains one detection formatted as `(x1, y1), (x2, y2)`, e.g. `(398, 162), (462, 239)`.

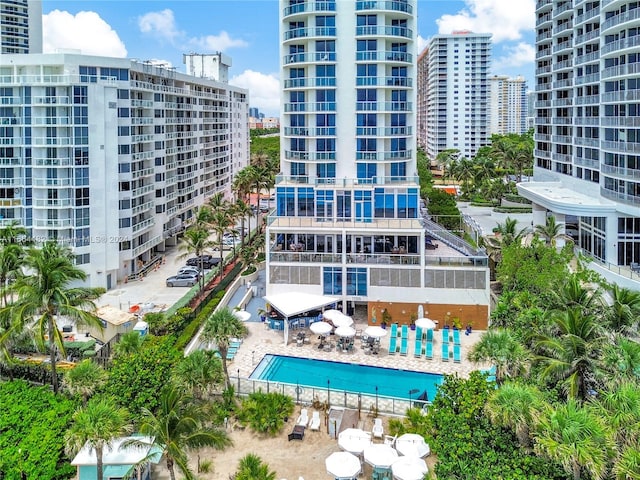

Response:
(138, 9), (182, 44)
(43, 10), (127, 57)
(144, 59), (174, 69)
(493, 42), (535, 71)
(230, 70), (280, 116)
(436, 0), (535, 43)
(417, 35), (429, 55)
(189, 31), (249, 51)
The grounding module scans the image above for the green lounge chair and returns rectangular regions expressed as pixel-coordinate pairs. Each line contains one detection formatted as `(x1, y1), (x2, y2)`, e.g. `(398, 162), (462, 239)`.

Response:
(414, 339), (422, 357)
(399, 336), (408, 356)
(453, 329), (461, 346)
(453, 344), (461, 363)
(388, 334), (397, 355)
(425, 341), (433, 360)
(401, 324), (409, 339)
(441, 328), (450, 344)
(441, 343), (449, 362)
(390, 323), (398, 338)
(426, 329), (434, 342)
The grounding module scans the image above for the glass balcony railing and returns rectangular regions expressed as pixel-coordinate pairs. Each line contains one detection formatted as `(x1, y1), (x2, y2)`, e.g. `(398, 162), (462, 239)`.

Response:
(355, 76), (412, 87)
(283, 1), (336, 17)
(284, 27), (337, 41)
(283, 52), (336, 65)
(355, 25), (413, 38)
(284, 77), (336, 88)
(355, 1), (413, 14)
(355, 51), (412, 62)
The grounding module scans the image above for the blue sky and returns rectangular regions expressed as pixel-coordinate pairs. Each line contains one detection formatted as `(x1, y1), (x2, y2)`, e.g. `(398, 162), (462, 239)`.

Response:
(42, 0), (535, 115)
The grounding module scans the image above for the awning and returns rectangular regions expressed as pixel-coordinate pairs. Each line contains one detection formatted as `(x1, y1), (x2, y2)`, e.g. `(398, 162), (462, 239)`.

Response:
(263, 292), (338, 318)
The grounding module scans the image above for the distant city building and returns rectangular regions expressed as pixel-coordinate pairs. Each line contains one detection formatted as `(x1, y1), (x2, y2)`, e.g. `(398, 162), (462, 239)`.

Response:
(0, 0), (42, 54)
(249, 107), (260, 118)
(249, 116), (280, 129)
(0, 53), (249, 289)
(425, 31), (491, 160)
(488, 75), (527, 135)
(416, 46), (429, 150)
(182, 52), (232, 83)
(526, 90), (536, 130)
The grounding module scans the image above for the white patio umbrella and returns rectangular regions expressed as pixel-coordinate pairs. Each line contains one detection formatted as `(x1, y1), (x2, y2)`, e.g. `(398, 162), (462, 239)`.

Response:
(332, 315), (354, 328)
(233, 310), (251, 322)
(325, 451), (361, 479)
(310, 321), (333, 335)
(322, 309), (345, 321)
(335, 326), (356, 337)
(338, 428), (372, 455)
(364, 326), (388, 338)
(391, 456), (428, 480)
(364, 444), (399, 469)
(414, 318), (436, 330)
(395, 434), (431, 458)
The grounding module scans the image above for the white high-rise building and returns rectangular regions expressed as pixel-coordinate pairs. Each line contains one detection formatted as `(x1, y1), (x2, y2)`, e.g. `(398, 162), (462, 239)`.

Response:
(425, 31), (491, 160)
(416, 46), (429, 149)
(488, 75), (527, 135)
(0, 53), (249, 289)
(0, 0), (42, 54)
(267, 0), (490, 329)
(519, 0), (640, 289)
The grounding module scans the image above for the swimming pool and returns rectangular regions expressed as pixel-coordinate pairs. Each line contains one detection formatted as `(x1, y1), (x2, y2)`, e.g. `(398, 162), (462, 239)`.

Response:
(250, 355), (443, 401)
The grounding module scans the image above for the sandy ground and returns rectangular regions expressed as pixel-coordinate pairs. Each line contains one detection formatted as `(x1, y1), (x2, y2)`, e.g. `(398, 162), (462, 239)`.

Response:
(151, 410), (437, 480)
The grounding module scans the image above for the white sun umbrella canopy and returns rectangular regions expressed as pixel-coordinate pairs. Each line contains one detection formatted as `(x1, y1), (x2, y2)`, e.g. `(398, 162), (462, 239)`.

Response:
(364, 444), (399, 469)
(335, 326), (356, 337)
(331, 314), (354, 328)
(391, 456), (428, 480)
(325, 451), (361, 479)
(233, 310), (252, 322)
(322, 309), (345, 322)
(364, 326), (388, 338)
(414, 318), (436, 330)
(310, 321), (333, 335)
(395, 434), (431, 458)
(338, 428), (372, 455)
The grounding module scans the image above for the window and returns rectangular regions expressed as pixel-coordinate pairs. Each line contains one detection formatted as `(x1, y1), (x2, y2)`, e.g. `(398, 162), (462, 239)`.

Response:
(75, 167), (89, 186)
(356, 15), (377, 26)
(75, 188), (90, 206)
(347, 268), (367, 296)
(316, 138), (335, 151)
(357, 64), (377, 77)
(73, 86), (87, 104)
(323, 267), (342, 295)
(75, 207), (90, 226)
(117, 89), (129, 99)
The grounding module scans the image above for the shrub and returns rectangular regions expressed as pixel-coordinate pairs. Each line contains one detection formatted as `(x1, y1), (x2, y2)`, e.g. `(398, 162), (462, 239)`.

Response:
(503, 194), (532, 204)
(237, 391), (294, 436)
(241, 265), (257, 276)
(493, 206), (533, 214)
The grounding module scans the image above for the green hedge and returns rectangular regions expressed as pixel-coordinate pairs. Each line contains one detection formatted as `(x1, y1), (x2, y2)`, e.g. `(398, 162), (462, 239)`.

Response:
(493, 206), (533, 214)
(470, 201), (498, 207)
(503, 194), (532, 204)
(174, 290), (226, 351)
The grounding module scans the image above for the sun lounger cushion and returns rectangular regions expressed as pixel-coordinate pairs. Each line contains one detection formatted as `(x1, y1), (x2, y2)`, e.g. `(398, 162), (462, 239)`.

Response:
(425, 341), (433, 360)
(399, 337), (408, 356)
(441, 343), (449, 362)
(388, 335), (397, 355)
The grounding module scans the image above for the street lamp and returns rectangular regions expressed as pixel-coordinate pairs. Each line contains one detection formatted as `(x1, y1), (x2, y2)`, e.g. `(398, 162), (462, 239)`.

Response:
(327, 379), (330, 406)
(251, 350), (255, 365)
(375, 386), (379, 411)
(237, 368), (240, 395)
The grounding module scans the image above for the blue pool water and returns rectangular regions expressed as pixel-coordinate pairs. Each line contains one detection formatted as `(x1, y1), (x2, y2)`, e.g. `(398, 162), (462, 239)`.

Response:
(250, 354), (443, 401)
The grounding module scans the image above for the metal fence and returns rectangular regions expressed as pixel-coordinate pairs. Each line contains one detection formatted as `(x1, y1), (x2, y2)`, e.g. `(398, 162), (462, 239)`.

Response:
(234, 374), (423, 417)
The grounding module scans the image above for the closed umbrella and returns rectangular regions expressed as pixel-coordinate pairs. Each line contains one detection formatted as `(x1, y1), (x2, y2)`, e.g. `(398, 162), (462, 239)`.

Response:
(395, 433), (431, 458)
(338, 428), (372, 455)
(233, 310), (251, 322)
(310, 321), (333, 335)
(335, 326), (356, 337)
(414, 318), (436, 330)
(364, 444), (399, 469)
(332, 315), (354, 328)
(325, 451), (361, 479)
(391, 456), (428, 480)
(365, 326), (388, 338)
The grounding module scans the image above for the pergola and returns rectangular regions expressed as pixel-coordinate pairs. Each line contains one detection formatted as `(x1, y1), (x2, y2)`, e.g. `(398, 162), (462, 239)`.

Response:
(263, 292), (338, 345)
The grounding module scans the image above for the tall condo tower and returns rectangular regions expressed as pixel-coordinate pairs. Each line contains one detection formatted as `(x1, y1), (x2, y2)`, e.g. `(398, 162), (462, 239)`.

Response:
(425, 31), (491, 160)
(268, 0), (490, 329)
(488, 75), (528, 135)
(0, 0), (42, 53)
(519, 0), (640, 289)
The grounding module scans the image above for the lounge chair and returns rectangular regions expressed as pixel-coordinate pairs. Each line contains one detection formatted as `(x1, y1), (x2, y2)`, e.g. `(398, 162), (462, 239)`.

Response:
(453, 344), (461, 363)
(453, 329), (461, 346)
(441, 343), (450, 362)
(388, 334), (398, 355)
(441, 328), (450, 345)
(413, 338), (422, 357)
(426, 328), (434, 342)
(389, 323), (398, 338)
(296, 408), (309, 427)
(425, 341), (433, 360)
(384, 434), (397, 446)
(415, 326), (423, 342)
(372, 418), (384, 439)
(309, 411), (321, 431)
(399, 336), (408, 356)
(401, 324), (409, 339)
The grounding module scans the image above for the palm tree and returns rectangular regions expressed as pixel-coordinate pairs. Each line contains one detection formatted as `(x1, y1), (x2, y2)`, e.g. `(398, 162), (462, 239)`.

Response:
(233, 169), (255, 232)
(235, 453), (277, 480)
(547, 274), (604, 315)
(480, 217), (528, 268)
(0, 221), (27, 308)
(64, 359), (108, 405)
(113, 330), (145, 358)
(614, 446), (640, 480)
(1, 240), (104, 393)
(485, 383), (546, 448)
(534, 399), (614, 480)
(606, 284), (640, 334)
(125, 384), (232, 480)
(233, 198), (253, 248)
(173, 350), (224, 400)
(179, 226), (214, 292)
(534, 307), (607, 400)
(468, 329), (528, 385)
(434, 149), (460, 183)
(208, 205), (235, 278)
(201, 307), (248, 388)
(535, 215), (569, 246)
(590, 381), (640, 449)
(602, 337), (640, 380)
(65, 397), (132, 480)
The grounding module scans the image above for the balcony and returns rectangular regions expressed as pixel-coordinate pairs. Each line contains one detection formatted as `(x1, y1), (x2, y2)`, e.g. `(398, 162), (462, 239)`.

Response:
(131, 167), (155, 179)
(602, 117), (640, 127)
(132, 200), (154, 214)
(132, 217), (155, 233)
(355, 51), (412, 63)
(602, 63), (640, 79)
(283, 27), (337, 41)
(356, 126), (412, 136)
(575, 117), (599, 126)
(283, 1), (336, 17)
(602, 36), (640, 56)
(601, 140), (640, 153)
(602, 7), (640, 32)
(33, 157), (72, 167)
(355, 25), (413, 38)
(601, 163), (640, 180)
(283, 102), (336, 112)
(575, 6), (600, 25)
(33, 198), (73, 208)
(355, 76), (412, 87)
(355, 101), (412, 111)
(576, 94), (600, 105)
(131, 184), (154, 197)
(283, 52), (336, 65)
(283, 127), (336, 136)
(132, 234), (162, 256)
(355, 149), (412, 160)
(33, 218), (73, 228)
(552, 41), (572, 54)
(32, 116), (71, 126)
(32, 96), (71, 105)
(0, 177), (23, 186)
(574, 51), (599, 65)
(283, 77), (336, 88)
(0, 157), (20, 166)
(32, 137), (72, 146)
(601, 90), (640, 102)
(284, 151), (336, 160)
(32, 178), (72, 187)
(355, 1), (413, 14)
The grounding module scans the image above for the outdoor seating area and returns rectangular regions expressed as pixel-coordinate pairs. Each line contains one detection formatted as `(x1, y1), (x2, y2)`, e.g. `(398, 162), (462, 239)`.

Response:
(385, 319), (465, 365)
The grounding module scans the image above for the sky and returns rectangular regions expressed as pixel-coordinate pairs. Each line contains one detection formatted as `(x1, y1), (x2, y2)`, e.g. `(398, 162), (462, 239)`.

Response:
(41, 0), (536, 116)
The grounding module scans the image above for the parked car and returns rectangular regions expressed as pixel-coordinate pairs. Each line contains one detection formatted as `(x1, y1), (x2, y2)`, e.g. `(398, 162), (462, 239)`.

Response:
(186, 255), (220, 269)
(166, 273), (198, 287)
(177, 266), (202, 278)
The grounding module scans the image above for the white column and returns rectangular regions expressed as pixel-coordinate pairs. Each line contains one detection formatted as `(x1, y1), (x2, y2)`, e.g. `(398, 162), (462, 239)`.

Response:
(532, 203), (547, 230)
(553, 213), (566, 249)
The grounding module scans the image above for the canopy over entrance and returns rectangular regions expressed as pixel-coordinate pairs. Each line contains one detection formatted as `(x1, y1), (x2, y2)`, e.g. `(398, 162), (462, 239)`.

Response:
(263, 292), (338, 345)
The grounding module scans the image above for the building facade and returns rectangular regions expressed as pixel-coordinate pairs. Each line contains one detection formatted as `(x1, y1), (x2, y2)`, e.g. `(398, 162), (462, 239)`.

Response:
(268, 0), (490, 327)
(416, 46), (428, 149)
(520, 0), (640, 289)
(425, 31), (491, 160)
(0, 53), (249, 289)
(0, 0), (42, 54)
(488, 75), (528, 135)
